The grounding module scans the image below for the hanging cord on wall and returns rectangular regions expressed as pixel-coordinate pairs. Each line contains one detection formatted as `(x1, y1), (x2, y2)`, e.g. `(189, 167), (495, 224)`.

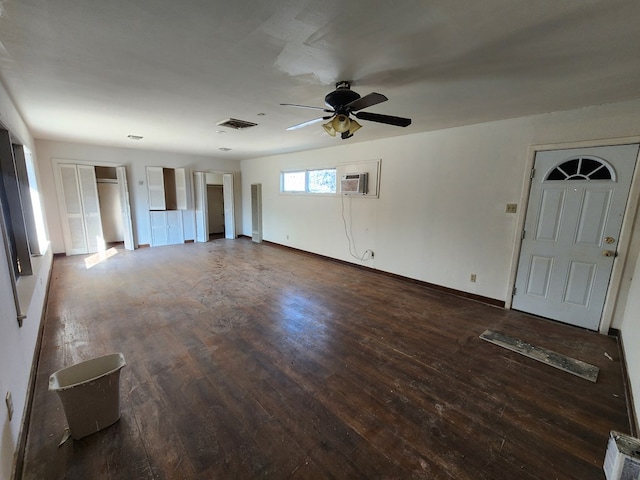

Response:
(340, 193), (374, 261)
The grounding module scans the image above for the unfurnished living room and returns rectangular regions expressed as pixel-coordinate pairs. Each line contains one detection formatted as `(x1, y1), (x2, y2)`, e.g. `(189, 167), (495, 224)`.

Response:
(1, 1), (640, 479)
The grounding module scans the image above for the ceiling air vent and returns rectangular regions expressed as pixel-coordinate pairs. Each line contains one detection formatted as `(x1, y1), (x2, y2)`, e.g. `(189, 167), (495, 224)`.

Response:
(216, 118), (258, 130)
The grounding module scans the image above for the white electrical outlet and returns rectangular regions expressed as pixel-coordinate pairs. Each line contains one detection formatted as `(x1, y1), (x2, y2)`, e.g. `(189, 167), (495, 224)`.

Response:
(470, 273), (477, 283)
(6, 391), (13, 421)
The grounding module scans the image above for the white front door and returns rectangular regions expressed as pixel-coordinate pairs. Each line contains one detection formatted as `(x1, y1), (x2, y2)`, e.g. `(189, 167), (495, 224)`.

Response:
(512, 144), (638, 330)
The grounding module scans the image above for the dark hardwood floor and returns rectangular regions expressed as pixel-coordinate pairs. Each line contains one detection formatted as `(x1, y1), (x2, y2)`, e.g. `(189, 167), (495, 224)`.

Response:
(21, 238), (630, 479)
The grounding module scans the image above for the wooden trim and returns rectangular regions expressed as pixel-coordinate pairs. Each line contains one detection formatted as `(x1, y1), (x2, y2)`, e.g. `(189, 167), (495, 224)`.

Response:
(263, 240), (505, 308)
(137, 244), (150, 248)
(11, 256), (54, 480)
(609, 328), (638, 436)
(185, 239), (194, 244)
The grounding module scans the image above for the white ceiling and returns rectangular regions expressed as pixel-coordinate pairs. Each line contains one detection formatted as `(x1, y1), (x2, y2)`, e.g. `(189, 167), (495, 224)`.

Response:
(1, 0), (640, 161)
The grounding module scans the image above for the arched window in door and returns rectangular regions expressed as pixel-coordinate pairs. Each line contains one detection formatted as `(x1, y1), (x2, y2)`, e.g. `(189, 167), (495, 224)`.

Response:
(545, 156), (614, 181)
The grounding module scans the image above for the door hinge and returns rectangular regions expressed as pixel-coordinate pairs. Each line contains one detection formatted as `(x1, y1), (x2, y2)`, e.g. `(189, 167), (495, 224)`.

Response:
(512, 285), (517, 296)
(530, 168), (536, 179)
(521, 230), (526, 240)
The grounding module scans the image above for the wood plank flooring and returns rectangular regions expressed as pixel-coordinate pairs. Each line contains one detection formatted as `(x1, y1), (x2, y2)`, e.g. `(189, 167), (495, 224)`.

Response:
(21, 238), (630, 479)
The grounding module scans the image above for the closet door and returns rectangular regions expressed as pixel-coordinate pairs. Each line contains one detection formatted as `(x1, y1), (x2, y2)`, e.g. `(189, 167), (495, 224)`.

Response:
(116, 166), (135, 250)
(59, 164), (89, 255)
(77, 165), (105, 253)
(223, 173), (235, 239)
(175, 168), (187, 210)
(147, 166), (166, 210)
(150, 211), (168, 246)
(251, 183), (262, 243)
(167, 211), (184, 245)
(193, 172), (208, 243)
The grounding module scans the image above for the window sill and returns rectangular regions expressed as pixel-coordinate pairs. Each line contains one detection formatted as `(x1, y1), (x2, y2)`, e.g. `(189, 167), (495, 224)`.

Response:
(15, 242), (52, 326)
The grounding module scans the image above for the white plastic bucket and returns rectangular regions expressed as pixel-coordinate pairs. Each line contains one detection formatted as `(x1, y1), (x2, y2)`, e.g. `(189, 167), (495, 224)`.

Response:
(49, 353), (126, 440)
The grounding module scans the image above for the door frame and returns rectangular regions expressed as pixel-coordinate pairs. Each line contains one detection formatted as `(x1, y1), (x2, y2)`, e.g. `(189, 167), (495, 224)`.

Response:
(53, 158), (136, 254)
(192, 169), (238, 242)
(506, 136), (640, 334)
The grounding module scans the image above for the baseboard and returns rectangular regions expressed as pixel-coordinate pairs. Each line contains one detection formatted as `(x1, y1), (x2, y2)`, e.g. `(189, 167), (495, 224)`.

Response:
(262, 240), (505, 308)
(11, 253), (54, 480)
(138, 244), (150, 248)
(609, 328), (638, 436)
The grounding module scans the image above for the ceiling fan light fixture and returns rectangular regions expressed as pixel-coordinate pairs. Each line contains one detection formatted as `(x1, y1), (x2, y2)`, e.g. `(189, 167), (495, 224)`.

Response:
(322, 121), (337, 137)
(348, 119), (362, 135)
(332, 114), (351, 133)
(282, 81), (410, 137)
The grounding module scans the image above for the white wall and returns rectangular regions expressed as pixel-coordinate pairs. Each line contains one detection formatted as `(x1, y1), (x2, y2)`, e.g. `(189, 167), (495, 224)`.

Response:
(35, 140), (242, 252)
(619, 204), (640, 429)
(241, 99), (640, 302)
(241, 98), (640, 426)
(0, 81), (52, 480)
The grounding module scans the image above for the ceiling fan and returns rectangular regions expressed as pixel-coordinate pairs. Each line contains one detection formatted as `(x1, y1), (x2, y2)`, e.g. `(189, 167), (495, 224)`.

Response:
(281, 81), (411, 139)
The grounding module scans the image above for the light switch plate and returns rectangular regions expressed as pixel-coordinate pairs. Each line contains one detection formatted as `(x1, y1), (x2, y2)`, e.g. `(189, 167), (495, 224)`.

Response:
(506, 203), (518, 213)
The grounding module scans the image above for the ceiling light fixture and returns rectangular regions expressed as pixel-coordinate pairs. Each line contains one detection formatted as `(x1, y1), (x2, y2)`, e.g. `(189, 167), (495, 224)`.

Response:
(127, 134), (143, 140)
(219, 147), (232, 151)
(322, 115), (362, 138)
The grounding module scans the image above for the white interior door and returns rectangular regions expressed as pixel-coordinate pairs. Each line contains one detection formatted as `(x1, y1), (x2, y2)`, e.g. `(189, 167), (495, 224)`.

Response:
(223, 173), (235, 239)
(193, 171), (208, 243)
(77, 165), (105, 253)
(59, 164), (89, 255)
(116, 166), (135, 250)
(251, 183), (262, 243)
(512, 144), (639, 330)
(175, 168), (187, 210)
(147, 166), (166, 210)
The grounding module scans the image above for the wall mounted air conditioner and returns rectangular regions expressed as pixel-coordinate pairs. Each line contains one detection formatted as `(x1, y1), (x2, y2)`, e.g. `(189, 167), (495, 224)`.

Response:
(341, 173), (368, 195)
(603, 431), (640, 480)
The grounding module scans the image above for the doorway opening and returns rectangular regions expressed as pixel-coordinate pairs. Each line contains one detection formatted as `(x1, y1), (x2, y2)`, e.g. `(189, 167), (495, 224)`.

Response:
(194, 171), (236, 243)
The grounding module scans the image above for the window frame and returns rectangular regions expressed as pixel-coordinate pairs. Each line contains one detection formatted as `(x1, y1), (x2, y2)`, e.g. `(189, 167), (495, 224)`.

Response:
(280, 167), (338, 195)
(0, 128), (46, 326)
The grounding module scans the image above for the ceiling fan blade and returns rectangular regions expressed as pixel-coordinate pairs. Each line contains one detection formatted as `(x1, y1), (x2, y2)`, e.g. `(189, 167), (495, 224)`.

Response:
(286, 116), (333, 131)
(354, 111), (412, 127)
(280, 103), (334, 113)
(345, 92), (388, 112)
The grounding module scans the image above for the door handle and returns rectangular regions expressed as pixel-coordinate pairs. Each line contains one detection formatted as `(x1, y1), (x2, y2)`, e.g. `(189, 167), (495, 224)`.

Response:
(602, 250), (617, 257)
(604, 236), (616, 244)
